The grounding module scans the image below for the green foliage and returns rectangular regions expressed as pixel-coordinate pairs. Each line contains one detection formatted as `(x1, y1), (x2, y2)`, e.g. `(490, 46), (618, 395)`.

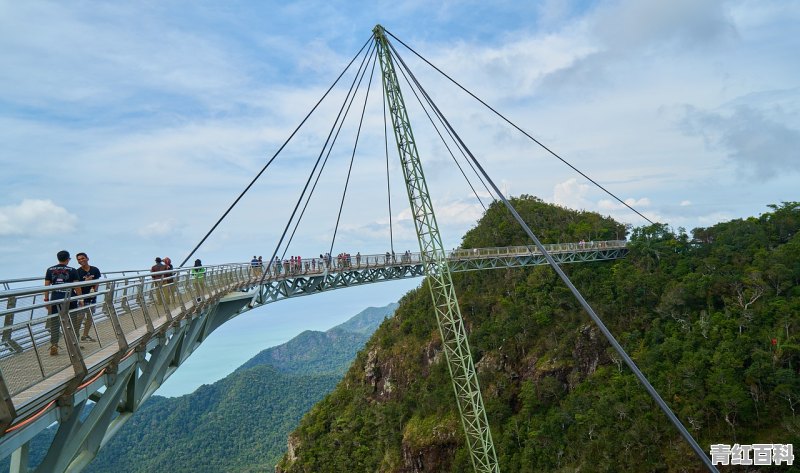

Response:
(0, 304), (397, 473)
(280, 200), (800, 472)
(86, 366), (341, 473)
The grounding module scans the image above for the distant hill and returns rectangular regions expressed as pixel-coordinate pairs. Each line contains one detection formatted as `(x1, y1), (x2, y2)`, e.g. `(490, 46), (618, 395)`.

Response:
(2, 303), (397, 472)
(84, 302), (397, 472)
(88, 365), (341, 473)
(239, 303), (399, 376)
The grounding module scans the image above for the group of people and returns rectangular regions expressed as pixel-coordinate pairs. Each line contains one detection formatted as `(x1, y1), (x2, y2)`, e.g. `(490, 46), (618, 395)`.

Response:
(44, 251), (210, 357)
(246, 250), (417, 279)
(43, 250), (101, 356)
(151, 257), (207, 304)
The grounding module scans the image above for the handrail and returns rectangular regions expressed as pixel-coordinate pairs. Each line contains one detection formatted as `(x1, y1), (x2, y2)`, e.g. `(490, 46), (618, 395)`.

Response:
(0, 241), (627, 415)
(0, 241), (627, 291)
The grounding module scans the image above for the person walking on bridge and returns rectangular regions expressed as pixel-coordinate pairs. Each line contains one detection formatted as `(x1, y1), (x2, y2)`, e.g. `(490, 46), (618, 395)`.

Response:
(191, 259), (206, 302)
(75, 252), (101, 342)
(250, 256), (261, 277)
(150, 257), (168, 305)
(162, 257), (175, 305)
(44, 250), (83, 356)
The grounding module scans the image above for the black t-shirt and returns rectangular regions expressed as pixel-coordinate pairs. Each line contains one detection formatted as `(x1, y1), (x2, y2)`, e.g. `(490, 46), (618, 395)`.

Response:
(45, 264), (80, 299)
(77, 265), (102, 302)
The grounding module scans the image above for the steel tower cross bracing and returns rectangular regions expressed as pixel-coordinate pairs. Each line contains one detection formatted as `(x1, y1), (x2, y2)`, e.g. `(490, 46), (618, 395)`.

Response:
(373, 25), (499, 473)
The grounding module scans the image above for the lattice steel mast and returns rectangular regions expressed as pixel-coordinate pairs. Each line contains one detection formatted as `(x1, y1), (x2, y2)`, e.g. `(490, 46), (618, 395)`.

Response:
(373, 25), (499, 473)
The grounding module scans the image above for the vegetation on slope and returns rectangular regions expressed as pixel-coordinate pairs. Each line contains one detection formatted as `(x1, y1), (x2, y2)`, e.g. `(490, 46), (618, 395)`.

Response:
(277, 197), (800, 472)
(0, 304), (396, 472)
(83, 304), (396, 473)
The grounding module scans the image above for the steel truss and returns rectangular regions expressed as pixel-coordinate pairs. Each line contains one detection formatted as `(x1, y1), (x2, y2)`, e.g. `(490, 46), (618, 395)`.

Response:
(449, 247), (628, 272)
(253, 265), (425, 305)
(374, 25), (499, 473)
(0, 244), (626, 472)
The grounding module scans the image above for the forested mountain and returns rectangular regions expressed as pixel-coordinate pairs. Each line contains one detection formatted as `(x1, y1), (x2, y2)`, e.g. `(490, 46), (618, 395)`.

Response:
(277, 197), (800, 472)
(238, 304), (398, 376)
(1, 303), (396, 473)
(83, 303), (396, 473)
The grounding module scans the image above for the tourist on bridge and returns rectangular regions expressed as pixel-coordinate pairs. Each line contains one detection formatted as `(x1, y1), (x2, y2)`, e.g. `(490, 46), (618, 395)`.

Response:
(191, 259), (205, 301)
(44, 250), (83, 356)
(250, 256), (261, 277)
(75, 252), (101, 343)
(162, 257), (175, 305)
(150, 257), (169, 306)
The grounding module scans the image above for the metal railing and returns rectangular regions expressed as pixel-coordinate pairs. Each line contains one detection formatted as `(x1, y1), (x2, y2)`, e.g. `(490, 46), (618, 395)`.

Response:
(0, 241), (626, 409)
(0, 263), (256, 401)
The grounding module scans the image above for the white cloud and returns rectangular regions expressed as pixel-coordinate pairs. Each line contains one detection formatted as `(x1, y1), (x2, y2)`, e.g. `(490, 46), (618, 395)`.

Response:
(680, 200), (692, 206)
(0, 0), (797, 279)
(0, 199), (77, 237)
(552, 178), (591, 209)
(138, 219), (178, 238)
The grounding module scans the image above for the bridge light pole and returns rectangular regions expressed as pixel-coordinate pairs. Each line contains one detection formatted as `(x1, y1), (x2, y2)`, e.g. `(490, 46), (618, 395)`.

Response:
(373, 24), (499, 473)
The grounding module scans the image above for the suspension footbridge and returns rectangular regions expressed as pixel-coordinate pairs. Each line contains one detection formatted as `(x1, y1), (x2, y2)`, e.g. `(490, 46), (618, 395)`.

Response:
(0, 25), (717, 473)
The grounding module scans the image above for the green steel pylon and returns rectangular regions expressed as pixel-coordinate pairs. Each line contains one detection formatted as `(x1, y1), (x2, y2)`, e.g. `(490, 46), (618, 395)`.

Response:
(373, 25), (500, 473)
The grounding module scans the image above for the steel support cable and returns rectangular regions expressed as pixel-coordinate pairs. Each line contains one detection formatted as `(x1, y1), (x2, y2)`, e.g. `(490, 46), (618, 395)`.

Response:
(383, 75), (394, 255)
(278, 44), (377, 263)
(389, 42), (718, 473)
(384, 29), (655, 226)
(256, 42), (376, 287)
(329, 52), (378, 255)
(179, 35), (374, 268)
(393, 56), (490, 211)
(392, 60), (496, 205)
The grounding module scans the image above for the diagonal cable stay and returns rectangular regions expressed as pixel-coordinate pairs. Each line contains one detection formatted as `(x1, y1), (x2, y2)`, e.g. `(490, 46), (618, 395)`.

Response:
(384, 28), (655, 226)
(278, 44), (378, 265)
(257, 41), (377, 286)
(329, 50), (379, 255)
(180, 35), (374, 268)
(386, 36), (716, 472)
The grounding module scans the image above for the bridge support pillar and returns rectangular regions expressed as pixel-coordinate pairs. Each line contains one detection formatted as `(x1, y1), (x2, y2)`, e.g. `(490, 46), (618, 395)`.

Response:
(10, 443), (28, 473)
(33, 365), (134, 473)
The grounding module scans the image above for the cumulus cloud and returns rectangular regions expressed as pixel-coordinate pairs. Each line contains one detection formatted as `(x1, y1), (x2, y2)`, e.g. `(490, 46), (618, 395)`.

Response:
(395, 198), (483, 225)
(550, 179), (662, 224)
(138, 219), (178, 238)
(0, 199), (78, 237)
(680, 104), (800, 180)
(552, 178), (592, 209)
(598, 197), (651, 211)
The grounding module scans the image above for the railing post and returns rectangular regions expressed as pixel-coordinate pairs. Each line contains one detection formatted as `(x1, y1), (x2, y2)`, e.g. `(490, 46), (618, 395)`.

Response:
(1, 296), (22, 354)
(175, 274), (188, 315)
(104, 282), (129, 353)
(156, 279), (173, 323)
(59, 296), (87, 383)
(186, 273), (201, 307)
(136, 280), (155, 334)
(0, 370), (17, 432)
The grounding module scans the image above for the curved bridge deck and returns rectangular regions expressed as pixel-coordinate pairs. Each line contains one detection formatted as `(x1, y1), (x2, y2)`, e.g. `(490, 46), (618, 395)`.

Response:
(0, 241), (626, 470)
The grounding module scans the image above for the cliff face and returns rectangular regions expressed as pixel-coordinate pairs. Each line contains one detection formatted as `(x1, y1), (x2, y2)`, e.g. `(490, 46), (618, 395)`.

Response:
(277, 198), (800, 473)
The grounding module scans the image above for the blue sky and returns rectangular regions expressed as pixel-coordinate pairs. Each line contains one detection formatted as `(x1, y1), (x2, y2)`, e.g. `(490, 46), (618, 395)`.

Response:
(2, 1), (799, 393)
